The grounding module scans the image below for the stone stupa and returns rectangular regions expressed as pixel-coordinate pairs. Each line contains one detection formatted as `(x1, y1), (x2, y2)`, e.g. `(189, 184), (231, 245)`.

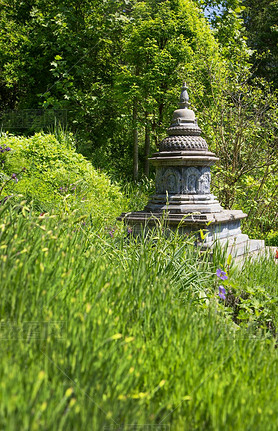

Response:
(118, 83), (264, 258)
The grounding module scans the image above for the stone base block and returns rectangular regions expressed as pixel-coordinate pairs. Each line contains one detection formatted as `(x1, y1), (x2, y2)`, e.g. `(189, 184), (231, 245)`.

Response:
(203, 234), (265, 258)
(117, 209), (265, 262)
(118, 209), (247, 242)
(145, 193), (223, 214)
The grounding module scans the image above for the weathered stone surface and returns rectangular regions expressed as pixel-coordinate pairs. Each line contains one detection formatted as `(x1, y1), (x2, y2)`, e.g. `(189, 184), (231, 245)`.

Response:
(154, 166), (211, 194)
(149, 151), (219, 167)
(118, 82), (265, 259)
(159, 135), (208, 151)
(119, 209), (247, 241)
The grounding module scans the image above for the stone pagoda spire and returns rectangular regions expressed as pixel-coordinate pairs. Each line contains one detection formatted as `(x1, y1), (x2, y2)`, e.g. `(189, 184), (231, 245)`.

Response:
(145, 81), (222, 214)
(118, 83), (264, 257)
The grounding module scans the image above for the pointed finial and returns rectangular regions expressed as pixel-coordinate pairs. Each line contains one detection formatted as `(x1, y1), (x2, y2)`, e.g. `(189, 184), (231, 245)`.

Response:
(179, 82), (190, 109)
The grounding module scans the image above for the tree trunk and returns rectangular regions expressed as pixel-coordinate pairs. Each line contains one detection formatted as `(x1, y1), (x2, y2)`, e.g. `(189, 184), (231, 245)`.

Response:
(144, 119), (150, 177)
(133, 101), (138, 181)
(158, 102), (164, 125)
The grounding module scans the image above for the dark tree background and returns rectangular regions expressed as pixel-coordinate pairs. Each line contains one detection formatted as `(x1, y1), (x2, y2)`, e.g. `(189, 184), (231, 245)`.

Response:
(243, 0), (278, 88)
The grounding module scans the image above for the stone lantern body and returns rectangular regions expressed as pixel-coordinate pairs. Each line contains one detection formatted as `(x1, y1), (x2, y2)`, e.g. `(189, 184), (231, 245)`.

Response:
(119, 83), (264, 257)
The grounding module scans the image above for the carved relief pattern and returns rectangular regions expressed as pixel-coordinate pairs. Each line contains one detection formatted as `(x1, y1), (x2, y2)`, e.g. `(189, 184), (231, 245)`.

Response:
(155, 168), (165, 194)
(164, 168), (181, 194)
(156, 167), (182, 194)
(186, 167), (200, 193)
(198, 171), (211, 194)
(156, 167), (211, 195)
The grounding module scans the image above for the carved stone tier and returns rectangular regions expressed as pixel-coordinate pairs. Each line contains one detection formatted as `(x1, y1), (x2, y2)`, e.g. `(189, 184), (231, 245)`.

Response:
(167, 126), (202, 136)
(147, 161), (220, 213)
(120, 209), (246, 225)
(154, 166), (211, 194)
(145, 195), (222, 214)
(118, 209), (247, 245)
(159, 136), (208, 151)
(118, 208), (265, 258)
(150, 151), (218, 167)
(118, 82), (265, 259)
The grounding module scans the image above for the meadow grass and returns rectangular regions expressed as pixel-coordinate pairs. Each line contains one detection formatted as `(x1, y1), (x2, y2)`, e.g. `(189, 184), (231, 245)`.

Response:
(0, 198), (278, 431)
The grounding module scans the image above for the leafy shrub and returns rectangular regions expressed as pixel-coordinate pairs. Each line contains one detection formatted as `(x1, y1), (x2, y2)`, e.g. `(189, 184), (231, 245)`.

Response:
(265, 230), (278, 247)
(207, 254), (278, 337)
(0, 132), (128, 223)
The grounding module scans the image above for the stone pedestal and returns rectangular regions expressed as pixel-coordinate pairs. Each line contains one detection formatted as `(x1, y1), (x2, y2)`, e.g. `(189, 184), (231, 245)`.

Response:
(118, 83), (265, 260)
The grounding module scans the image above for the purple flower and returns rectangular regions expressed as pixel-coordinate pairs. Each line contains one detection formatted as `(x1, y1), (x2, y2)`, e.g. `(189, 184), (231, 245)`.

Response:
(81, 197), (86, 201)
(108, 228), (116, 238)
(11, 173), (18, 183)
(216, 268), (228, 280)
(218, 285), (226, 300)
(127, 227), (132, 234)
(0, 195), (11, 205)
(5, 147), (11, 152)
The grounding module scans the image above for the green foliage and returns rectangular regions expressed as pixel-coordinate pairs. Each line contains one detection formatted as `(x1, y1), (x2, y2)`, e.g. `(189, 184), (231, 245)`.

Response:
(243, 0), (278, 88)
(119, 176), (155, 211)
(1, 2), (278, 428)
(213, 255), (278, 334)
(0, 133), (127, 223)
(264, 230), (278, 247)
(199, 0), (278, 88)
(0, 3), (29, 109)
(0, 0), (223, 178)
(114, 0), (221, 177)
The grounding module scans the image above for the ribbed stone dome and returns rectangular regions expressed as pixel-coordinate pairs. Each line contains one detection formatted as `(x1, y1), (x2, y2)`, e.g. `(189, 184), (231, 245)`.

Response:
(159, 135), (208, 151)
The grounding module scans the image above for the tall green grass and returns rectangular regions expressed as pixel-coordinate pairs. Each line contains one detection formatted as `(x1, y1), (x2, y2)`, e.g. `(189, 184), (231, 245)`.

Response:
(0, 199), (278, 431)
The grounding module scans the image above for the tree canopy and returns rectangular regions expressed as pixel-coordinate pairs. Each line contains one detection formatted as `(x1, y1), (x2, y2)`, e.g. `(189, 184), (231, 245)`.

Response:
(0, 0), (277, 233)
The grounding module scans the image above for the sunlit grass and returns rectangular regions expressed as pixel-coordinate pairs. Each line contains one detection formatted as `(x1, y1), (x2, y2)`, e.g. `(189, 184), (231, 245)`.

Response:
(0, 199), (278, 431)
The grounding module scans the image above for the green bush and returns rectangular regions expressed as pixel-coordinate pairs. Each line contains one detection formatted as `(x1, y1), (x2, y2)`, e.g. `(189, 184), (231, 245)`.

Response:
(0, 133), (128, 223)
(265, 230), (278, 247)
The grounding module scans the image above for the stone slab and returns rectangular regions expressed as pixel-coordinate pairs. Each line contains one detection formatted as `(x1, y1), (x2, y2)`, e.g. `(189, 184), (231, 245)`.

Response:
(150, 155), (218, 167)
(118, 209), (247, 226)
(202, 236), (265, 257)
(118, 210), (267, 263)
(231, 245), (275, 267)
